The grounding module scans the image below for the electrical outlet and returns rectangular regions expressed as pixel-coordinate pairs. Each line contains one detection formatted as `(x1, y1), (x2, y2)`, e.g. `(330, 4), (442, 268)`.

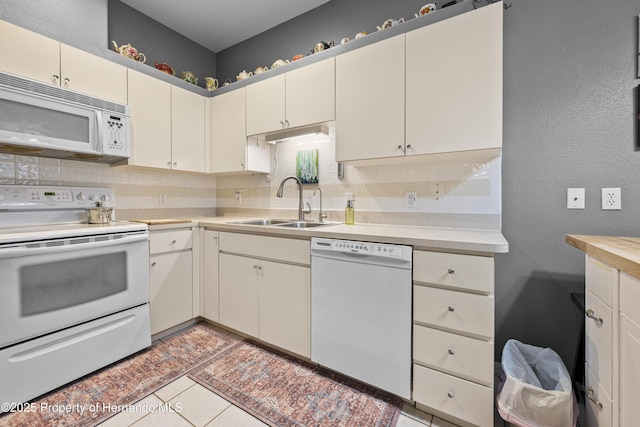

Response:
(567, 188), (585, 209)
(406, 192), (417, 208)
(601, 187), (621, 210)
(431, 182), (444, 200)
(158, 193), (166, 206)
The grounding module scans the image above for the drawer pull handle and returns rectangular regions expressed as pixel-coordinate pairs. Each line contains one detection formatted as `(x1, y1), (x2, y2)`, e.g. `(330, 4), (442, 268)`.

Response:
(448, 268), (455, 274)
(585, 309), (603, 325)
(447, 392), (454, 399)
(448, 305), (455, 312)
(448, 348), (455, 355)
(585, 387), (604, 410)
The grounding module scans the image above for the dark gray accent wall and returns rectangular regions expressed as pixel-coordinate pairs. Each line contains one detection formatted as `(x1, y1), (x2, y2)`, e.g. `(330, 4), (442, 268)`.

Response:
(108, 0), (216, 89)
(216, 0), (454, 83)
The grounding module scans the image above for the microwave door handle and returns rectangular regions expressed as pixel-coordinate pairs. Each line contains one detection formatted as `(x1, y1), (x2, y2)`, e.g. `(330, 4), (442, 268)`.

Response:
(95, 111), (104, 153)
(0, 233), (148, 260)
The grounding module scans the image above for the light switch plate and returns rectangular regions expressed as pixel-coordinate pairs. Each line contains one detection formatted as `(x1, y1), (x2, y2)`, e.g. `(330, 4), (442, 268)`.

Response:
(567, 188), (585, 209)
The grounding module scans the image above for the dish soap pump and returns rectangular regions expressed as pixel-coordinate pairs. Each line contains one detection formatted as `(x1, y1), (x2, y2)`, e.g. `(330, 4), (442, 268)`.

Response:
(345, 193), (355, 225)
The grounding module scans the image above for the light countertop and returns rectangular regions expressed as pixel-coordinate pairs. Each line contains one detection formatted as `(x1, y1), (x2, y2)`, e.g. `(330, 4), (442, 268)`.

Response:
(567, 234), (640, 279)
(142, 216), (508, 254)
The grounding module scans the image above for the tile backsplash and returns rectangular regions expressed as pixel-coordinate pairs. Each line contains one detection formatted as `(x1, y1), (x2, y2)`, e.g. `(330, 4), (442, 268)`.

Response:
(0, 154), (217, 220)
(216, 131), (502, 230)
(0, 131), (501, 230)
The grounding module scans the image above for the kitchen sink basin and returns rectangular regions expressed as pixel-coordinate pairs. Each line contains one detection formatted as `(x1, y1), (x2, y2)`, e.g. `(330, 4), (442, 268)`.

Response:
(228, 218), (290, 226)
(274, 221), (330, 229)
(228, 218), (335, 229)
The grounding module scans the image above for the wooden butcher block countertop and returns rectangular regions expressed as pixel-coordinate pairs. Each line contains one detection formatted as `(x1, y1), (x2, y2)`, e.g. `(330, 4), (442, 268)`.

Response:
(566, 234), (640, 280)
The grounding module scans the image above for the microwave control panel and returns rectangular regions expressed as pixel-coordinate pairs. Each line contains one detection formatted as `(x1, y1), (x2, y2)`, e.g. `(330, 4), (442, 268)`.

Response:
(102, 112), (129, 157)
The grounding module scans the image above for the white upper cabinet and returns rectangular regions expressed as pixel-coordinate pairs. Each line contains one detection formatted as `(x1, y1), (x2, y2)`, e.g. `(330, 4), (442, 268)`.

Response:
(405, 2), (502, 155)
(335, 35), (406, 162)
(211, 88), (270, 174)
(127, 69), (172, 169)
(0, 20), (127, 104)
(246, 58), (335, 136)
(171, 85), (206, 173)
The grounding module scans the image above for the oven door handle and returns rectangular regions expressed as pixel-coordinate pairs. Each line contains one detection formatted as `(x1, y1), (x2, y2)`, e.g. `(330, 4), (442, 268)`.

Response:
(0, 233), (148, 259)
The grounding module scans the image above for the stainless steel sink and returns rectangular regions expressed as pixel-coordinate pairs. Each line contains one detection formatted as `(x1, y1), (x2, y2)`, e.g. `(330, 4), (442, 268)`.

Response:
(228, 218), (335, 229)
(273, 221), (330, 229)
(228, 218), (290, 226)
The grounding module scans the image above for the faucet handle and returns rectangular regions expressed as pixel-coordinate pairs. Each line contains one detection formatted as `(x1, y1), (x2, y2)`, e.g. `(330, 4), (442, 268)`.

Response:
(319, 211), (328, 222)
(303, 202), (312, 214)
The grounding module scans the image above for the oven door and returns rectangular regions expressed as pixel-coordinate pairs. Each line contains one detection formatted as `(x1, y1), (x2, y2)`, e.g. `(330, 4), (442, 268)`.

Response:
(0, 231), (149, 347)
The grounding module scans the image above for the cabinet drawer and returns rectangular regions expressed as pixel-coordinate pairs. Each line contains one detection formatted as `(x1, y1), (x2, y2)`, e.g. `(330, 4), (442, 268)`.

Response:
(413, 364), (493, 427)
(586, 254), (614, 307)
(413, 325), (493, 386)
(414, 285), (493, 339)
(413, 251), (493, 294)
(150, 228), (193, 254)
(585, 364), (612, 427)
(585, 289), (613, 396)
(219, 232), (310, 265)
(620, 271), (640, 326)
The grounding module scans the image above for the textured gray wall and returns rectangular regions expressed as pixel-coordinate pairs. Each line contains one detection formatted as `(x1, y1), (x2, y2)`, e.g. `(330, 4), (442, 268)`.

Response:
(108, 0), (216, 89)
(216, 0), (458, 83)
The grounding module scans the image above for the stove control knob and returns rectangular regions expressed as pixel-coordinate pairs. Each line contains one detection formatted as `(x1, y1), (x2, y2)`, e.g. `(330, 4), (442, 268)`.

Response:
(89, 194), (98, 202)
(76, 192), (86, 201)
(101, 194), (110, 202)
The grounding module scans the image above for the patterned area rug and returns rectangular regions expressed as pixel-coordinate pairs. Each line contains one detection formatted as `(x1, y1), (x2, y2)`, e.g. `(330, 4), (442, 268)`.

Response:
(188, 340), (402, 427)
(0, 324), (238, 427)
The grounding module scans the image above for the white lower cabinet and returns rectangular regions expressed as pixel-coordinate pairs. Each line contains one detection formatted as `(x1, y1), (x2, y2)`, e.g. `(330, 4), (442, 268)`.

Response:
(149, 228), (194, 335)
(218, 232), (310, 358)
(412, 250), (495, 427)
(203, 230), (219, 322)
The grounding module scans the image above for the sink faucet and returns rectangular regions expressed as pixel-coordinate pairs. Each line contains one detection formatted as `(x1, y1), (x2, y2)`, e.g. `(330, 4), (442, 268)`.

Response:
(276, 175), (311, 221)
(313, 187), (327, 222)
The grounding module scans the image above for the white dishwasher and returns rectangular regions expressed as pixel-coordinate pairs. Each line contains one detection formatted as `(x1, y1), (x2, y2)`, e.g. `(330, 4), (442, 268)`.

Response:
(311, 237), (412, 399)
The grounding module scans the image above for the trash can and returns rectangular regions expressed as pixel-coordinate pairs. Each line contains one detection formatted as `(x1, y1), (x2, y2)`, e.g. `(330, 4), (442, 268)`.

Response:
(496, 339), (578, 427)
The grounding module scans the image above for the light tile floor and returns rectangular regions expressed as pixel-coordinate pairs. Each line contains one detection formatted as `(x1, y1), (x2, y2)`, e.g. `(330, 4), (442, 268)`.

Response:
(98, 373), (461, 427)
(97, 324), (484, 427)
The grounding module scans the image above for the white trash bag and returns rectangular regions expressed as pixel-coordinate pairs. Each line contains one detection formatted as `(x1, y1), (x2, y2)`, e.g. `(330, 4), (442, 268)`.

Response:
(496, 339), (578, 427)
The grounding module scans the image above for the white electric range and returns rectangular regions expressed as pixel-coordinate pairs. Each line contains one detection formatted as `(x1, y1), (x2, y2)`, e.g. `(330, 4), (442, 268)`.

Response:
(0, 185), (151, 409)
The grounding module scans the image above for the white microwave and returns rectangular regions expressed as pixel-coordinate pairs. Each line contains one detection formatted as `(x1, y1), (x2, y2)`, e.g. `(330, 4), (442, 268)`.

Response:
(0, 72), (130, 163)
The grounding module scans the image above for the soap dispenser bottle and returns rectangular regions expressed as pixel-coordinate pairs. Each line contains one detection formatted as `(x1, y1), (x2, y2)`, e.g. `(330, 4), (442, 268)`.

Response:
(345, 193), (355, 225)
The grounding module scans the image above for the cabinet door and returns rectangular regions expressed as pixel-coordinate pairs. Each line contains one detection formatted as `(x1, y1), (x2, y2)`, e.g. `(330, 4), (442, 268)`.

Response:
(286, 58), (335, 128)
(620, 315), (640, 427)
(60, 44), (127, 104)
(211, 89), (248, 173)
(150, 251), (193, 335)
(128, 69), (172, 169)
(406, 2), (502, 155)
(336, 34), (405, 162)
(259, 261), (310, 358)
(0, 20), (60, 86)
(171, 86), (206, 172)
(246, 74), (286, 135)
(203, 230), (219, 322)
(219, 253), (259, 337)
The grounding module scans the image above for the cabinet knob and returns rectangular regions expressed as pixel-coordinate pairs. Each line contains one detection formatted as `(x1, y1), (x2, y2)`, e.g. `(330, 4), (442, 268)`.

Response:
(241, 162), (245, 169)
(63, 77), (70, 87)
(170, 240), (177, 245)
(52, 74), (59, 84)
(585, 309), (603, 325)
(448, 305), (455, 312)
(397, 145), (403, 151)
(258, 265), (263, 270)
(167, 161), (172, 167)
(448, 348), (455, 355)
(253, 264), (258, 269)
(173, 162), (177, 168)
(285, 120), (290, 128)
(447, 392), (455, 399)
(280, 120), (285, 128)
(448, 268), (455, 274)
(151, 262), (157, 267)
(406, 144), (413, 151)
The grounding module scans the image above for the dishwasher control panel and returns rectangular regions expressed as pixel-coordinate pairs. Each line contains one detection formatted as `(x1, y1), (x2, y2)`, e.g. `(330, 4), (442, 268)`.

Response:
(312, 238), (409, 260)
